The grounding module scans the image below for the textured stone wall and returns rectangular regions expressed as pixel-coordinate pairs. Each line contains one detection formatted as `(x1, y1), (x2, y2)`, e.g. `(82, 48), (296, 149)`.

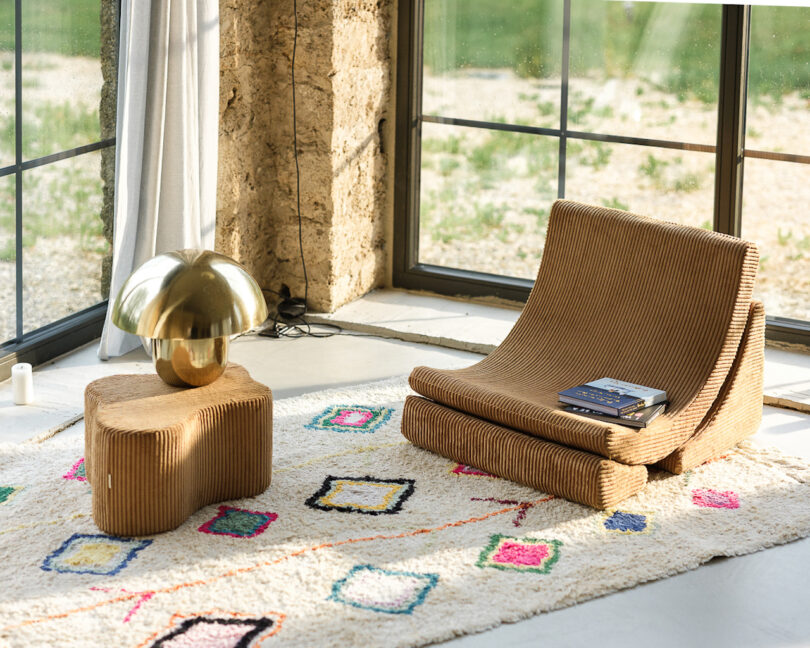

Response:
(99, 0), (118, 299)
(329, 0), (390, 308)
(216, 0), (392, 312)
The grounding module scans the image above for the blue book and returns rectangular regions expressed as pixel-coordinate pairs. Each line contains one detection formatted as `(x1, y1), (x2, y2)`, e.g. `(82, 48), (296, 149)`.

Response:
(558, 377), (667, 416)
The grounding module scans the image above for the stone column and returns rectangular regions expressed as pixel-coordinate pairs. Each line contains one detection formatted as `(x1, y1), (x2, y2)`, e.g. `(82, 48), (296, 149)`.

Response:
(217, 0), (392, 313)
(99, 0), (118, 299)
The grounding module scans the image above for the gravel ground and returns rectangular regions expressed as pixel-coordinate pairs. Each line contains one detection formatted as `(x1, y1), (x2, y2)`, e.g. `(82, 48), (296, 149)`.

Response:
(0, 238), (105, 341)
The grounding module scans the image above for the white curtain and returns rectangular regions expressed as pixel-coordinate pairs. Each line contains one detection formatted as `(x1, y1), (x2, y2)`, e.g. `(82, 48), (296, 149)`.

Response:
(98, 0), (220, 359)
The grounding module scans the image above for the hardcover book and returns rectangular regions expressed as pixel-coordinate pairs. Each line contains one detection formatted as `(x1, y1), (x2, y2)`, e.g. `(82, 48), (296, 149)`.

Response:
(558, 377), (667, 416)
(563, 402), (667, 429)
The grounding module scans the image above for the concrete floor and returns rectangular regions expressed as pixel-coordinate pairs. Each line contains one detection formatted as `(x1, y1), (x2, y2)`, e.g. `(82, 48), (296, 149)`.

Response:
(1, 331), (810, 647)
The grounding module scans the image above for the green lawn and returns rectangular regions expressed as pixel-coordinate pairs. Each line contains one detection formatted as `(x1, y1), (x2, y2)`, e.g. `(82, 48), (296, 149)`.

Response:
(424, 0), (810, 100)
(0, 0), (100, 57)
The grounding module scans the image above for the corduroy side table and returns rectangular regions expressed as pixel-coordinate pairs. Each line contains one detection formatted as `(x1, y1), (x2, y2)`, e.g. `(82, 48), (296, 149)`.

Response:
(84, 364), (272, 536)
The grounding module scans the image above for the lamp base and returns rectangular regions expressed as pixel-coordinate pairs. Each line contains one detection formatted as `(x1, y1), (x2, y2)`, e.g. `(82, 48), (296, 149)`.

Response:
(152, 337), (229, 387)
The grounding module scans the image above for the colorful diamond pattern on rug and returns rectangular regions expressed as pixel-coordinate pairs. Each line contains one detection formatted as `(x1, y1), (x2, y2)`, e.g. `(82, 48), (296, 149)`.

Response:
(0, 485), (23, 505)
(603, 510), (653, 535)
(305, 405), (393, 433)
(306, 476), (415, 515)
(4, 378), (810, 648)
(63, 458), (86, 482)
(476, 534), (562, 574)
(330, 564), (439, 615)
(42, 533), (152, 576)
(198, 506), (278, 539)
(451, 463), (498, 478)
(692, 488), (740, 509)
(148, 612), (277, 648)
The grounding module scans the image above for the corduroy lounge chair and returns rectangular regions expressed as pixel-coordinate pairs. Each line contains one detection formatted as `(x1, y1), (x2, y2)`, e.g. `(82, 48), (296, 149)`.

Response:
(402, 200), (764, 509)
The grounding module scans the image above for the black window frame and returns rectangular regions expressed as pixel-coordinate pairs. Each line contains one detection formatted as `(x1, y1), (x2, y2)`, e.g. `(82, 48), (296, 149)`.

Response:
(0, 0), (117, 380)
(394, 1), (810, 348)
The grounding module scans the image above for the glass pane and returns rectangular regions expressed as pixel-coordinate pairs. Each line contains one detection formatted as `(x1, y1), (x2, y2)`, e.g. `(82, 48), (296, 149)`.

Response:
(418, 122), (558, 278)
(742, 161), (810, 323)
(568, 0), (720, 144)
(0, 3), (14, 168)
(566, 142), (714, 228)
(0, 174), (15, 343)
(747, 5), (810, 148)
(22, 152), (107, 334)
(21, 0), (102, 159)
(423, 0), (563, 128)
(743, 6), (810, 322)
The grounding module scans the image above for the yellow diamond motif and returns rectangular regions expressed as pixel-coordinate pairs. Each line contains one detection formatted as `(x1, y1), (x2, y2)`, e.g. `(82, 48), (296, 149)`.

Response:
(306, 476), (415, 515)
(320, 480), (404, 511)
(64, 542), (121, 567)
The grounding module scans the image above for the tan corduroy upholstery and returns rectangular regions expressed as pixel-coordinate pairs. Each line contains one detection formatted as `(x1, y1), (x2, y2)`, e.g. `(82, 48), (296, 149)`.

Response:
(85, 364), (272, 535)
(657, 300), (765, 474)
(402, 200), (764, 509)
(403, 395), (648, 506)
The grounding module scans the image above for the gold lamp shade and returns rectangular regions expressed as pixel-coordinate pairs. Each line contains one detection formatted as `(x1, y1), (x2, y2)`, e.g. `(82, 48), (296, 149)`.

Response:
(112, 249), (268, 387)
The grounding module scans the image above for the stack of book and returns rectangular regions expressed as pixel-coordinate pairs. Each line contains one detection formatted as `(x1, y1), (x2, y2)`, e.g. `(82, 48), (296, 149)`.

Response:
(558, 377), (667, 429)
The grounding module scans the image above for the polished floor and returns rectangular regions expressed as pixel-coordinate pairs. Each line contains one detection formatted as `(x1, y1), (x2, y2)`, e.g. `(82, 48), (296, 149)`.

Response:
(2, 331), (809, 647)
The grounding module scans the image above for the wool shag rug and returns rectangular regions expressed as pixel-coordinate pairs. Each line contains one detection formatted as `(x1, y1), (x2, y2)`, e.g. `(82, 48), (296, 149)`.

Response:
(2, 377), (810, 648)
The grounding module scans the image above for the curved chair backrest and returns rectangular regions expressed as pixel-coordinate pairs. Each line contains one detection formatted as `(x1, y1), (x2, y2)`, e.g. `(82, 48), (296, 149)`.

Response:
(488, 200), (758, 416)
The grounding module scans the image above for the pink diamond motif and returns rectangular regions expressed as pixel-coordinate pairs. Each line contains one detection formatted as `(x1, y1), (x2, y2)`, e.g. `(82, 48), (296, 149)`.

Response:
(63, 457), (87, 482)
(492, 541), (550, 567)
(306, 405), (393, 433)
(476, 535), (562, 574)
(331, 409), (374, 427)
(692, 488), (740, 509)
(160, 621), (256, 647)
(451, 463), (497, 478)
(146, 613), (277, 647)
(198, 506), (278, 538)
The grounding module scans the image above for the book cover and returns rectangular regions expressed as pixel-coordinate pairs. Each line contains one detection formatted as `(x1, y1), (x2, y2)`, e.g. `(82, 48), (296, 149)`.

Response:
(586, 378), (667, 404)
(558, 378), (667, 416)
(563, 402), (667, 429)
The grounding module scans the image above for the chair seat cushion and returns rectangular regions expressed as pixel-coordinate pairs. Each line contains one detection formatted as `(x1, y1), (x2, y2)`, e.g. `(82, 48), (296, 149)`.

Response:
(402, 395), (648, 509)
(410, 365), (680, 465)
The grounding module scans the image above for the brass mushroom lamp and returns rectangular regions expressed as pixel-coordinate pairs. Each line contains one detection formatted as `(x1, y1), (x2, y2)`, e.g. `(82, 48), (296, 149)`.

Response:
(111, 250), (268, 387)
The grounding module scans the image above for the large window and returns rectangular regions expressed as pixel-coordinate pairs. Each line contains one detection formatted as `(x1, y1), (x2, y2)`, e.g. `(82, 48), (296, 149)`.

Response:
(0, 0), (115, 376)
(395, 1), (810, 345)
(741, 5), (810, 326)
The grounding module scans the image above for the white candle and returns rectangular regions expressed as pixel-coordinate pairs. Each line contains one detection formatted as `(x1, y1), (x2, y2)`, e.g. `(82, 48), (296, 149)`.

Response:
(11, 363), (34, 405)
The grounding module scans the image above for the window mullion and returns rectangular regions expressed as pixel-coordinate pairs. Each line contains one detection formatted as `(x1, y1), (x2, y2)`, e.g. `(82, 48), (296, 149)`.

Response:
(14, 0), (22, 342)
(713, 4), (750, 237)
(558, 0), (572, 199)
(409, 0), (425, 271)
(394, 0), (421, 278)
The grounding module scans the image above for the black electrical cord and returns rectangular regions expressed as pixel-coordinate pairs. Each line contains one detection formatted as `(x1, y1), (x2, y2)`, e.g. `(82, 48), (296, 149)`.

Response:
(258, 0), (337, 341)
(291, 0), (308, 309)
(257, 0), (397, 344)
(268, 314), (342, 339)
